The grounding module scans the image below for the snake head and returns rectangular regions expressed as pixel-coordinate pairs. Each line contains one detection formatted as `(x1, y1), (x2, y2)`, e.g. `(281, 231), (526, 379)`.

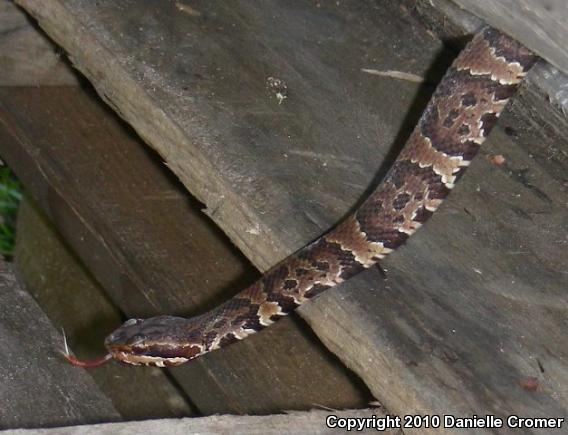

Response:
(104, 316), (205, 367)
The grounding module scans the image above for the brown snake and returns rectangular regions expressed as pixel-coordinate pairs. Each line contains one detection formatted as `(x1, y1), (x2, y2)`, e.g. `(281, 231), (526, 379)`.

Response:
(64, 27), (536, 368)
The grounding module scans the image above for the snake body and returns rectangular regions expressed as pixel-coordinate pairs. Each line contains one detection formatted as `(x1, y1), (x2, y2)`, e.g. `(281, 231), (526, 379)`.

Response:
(99, 28), (536, 367)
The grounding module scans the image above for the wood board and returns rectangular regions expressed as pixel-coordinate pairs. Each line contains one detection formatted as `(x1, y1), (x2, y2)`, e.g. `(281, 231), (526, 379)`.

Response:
(1, 409), (400, 435)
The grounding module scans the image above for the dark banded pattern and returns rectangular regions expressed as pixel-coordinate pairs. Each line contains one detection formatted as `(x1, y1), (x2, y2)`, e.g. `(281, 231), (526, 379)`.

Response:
(103, 27), (537, 367)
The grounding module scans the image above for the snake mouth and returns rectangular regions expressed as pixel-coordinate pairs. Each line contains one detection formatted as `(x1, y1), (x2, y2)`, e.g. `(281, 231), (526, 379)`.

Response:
(105, 341), (205, 367)
(109, 349), (190, 367)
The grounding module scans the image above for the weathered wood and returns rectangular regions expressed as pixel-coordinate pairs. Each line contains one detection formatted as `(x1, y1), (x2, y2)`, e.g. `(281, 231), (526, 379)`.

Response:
(0, 0), (78, 86)
(14, 196), (194, 420)
(13, 1), (568, 433)
(0, 85), (371, 414)
(449, 0), (568, 76)
(0, 260), (120, 429)
(1, 409), (400, 435)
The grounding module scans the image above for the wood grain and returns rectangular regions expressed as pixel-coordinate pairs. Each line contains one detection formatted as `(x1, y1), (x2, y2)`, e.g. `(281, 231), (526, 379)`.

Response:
(12, 1), (568, 432)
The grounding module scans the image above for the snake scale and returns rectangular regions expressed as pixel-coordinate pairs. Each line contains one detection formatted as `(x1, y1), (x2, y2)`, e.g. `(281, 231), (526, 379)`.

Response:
(65, 27), (536, 368)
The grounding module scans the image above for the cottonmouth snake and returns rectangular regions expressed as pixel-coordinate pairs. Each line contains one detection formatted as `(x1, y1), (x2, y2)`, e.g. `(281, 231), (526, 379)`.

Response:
(65, 27), (536, 368)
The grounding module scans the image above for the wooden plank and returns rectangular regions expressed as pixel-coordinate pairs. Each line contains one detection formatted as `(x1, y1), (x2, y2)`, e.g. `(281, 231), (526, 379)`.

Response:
(13, 1), (568, 432)
(14, 196), (195, 420)
(1, 409), (401, 435)
(0, 0), (78, 86)
(0, 86), (371, 414)
(449, 0), (568, 76)
(0, 260), (120, 429)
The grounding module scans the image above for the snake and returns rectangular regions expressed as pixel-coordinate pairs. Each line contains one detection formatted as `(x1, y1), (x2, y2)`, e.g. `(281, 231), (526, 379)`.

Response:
(64, 27), (536, 368)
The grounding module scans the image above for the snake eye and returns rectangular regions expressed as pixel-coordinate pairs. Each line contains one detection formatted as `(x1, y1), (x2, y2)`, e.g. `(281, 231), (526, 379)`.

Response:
(126, 333), (147, 347)
(105, 318), (146, 346)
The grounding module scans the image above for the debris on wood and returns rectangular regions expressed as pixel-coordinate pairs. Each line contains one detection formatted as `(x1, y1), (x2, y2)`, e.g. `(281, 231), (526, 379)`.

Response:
(361, 68), (424, 83)
(266, 76), (288, 104)
(175, 2), (202, 17)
